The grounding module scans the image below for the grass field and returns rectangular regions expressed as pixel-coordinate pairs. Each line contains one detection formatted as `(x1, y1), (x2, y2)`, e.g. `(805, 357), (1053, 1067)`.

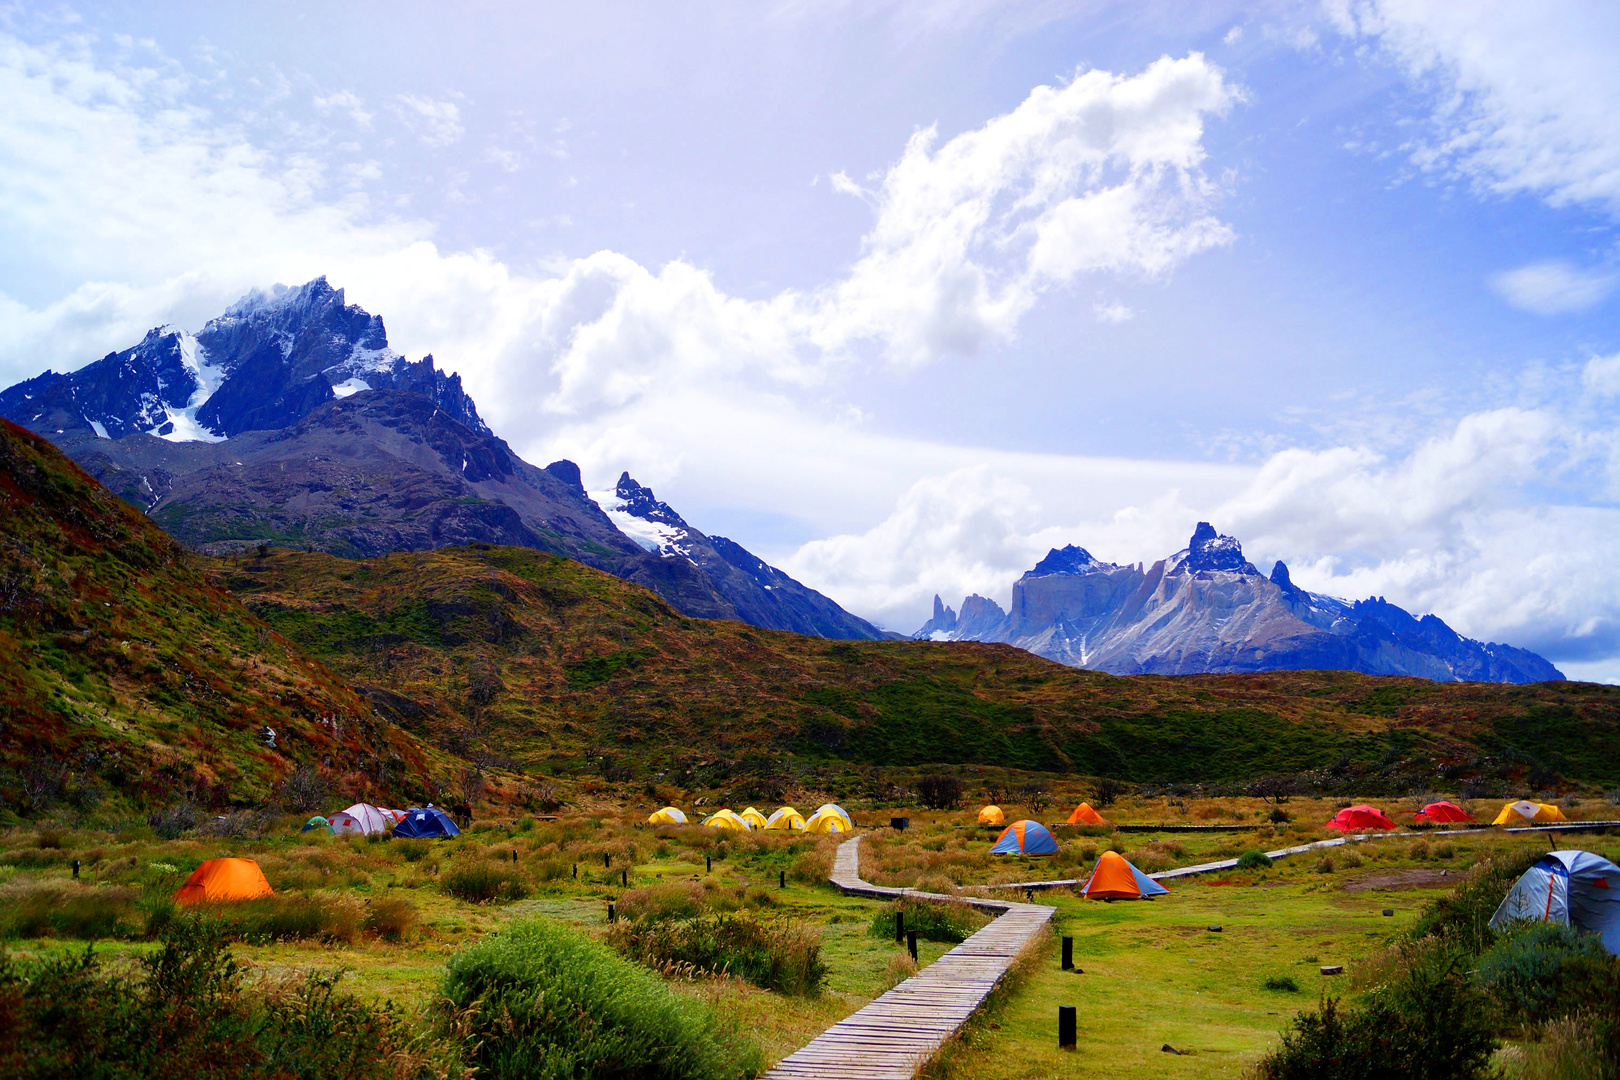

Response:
(2, 800), (1616, 1077)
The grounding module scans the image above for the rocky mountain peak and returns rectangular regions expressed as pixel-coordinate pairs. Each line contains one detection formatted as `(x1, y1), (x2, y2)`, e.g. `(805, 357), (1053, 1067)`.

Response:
(614, 473), (688, 528)
(544, 459), (585, 492)
(1028, 544), (1112, 577)
(1183, 521), (1255, 574)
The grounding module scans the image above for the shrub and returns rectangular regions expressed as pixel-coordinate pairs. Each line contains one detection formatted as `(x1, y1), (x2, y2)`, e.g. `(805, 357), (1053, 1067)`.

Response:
(1263, 975), (1300, 992)
(441, 917), (760, 1080)
(0, 887), (141, 940)
(1475, 922), (1613, 1026)
(199, 895), (361, 944)
(1252, 949), (1497, 1079)
(1269, 806), (1291, 824)
(916, 774), (962, 810)
(1409, 840), (1430, 861)
(148, 801), (199, 840)
(608, 913), (827, 995)
(362, 897), (420, 942)
(1236, 850), (1271, 871)
(1407, 847), (1546, 953)
(440, 861), (530, 904)
(1434, 843), (1455, 860)
(1315, 857), (1335, 874)
(868, 897), (990, 944)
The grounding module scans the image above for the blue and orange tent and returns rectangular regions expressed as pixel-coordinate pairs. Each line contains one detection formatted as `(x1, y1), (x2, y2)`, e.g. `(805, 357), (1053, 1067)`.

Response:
(1081, 851), (1168, 900)
(989, 819), (1059, 856)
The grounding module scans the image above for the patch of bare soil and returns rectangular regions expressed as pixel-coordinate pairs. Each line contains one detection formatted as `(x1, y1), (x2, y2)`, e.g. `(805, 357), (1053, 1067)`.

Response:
(1343, 868), (1455, 892)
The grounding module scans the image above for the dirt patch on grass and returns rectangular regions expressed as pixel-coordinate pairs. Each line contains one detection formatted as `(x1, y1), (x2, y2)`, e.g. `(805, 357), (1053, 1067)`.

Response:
(1343, 869), (1454, 892)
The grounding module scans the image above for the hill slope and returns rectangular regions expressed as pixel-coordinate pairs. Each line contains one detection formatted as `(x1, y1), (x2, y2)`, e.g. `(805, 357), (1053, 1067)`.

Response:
(221, 544), (1620, 794)
(0, 419), (436, 815)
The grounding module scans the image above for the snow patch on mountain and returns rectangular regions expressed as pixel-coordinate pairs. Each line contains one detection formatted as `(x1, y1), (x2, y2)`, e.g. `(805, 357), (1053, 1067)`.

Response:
(589, 487), (696, 562)
(151, 331), (229, 443)
(331, 377), (371, 398)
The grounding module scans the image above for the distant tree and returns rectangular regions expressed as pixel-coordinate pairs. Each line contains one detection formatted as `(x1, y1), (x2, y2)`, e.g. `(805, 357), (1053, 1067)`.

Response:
(278, 765), (329, 813)
(1091, 777), (1124, 809)
(1249, 775), (1297, 806)
(1021, 783), (1052, 818)
(917, 774), (962, 810)
(983, 780), (1010, 806)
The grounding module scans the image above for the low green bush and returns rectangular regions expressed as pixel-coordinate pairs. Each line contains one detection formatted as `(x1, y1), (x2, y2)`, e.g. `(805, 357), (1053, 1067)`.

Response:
(362, 896), (420, 942)
(1407, 847), (1546, 953)
(1263, 975), (1300, 992)
(1252, 948), (1497, 1079)
(1476, 922), (1613, 1026)
(868, 897), (990, 944)
(1236, 850), (1271, 870)
(0, 887), (140, 940)
(608, 913), (827, 995)
(440, 917), (760, 1080)
(439, 861), (530, 904)
(0, 918), (456, 1079)
(198, 894), (361, 944)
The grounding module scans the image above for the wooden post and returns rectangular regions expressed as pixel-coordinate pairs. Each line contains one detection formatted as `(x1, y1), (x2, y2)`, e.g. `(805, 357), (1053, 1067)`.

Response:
(512, 849), (518, 863)
(779, 870), (785, 889)
(1062, 936), (1073, 970)
(607, 903), (615, 923)
(603, 852), (610, 868)
(572, 863), (578, 879)
(907, 930), (918, 963)
(1059, 1006), (1076, 1048)
(706, 855), (712, 873)
(621, 869), (628, 887)
(72, 860), (80, 880)
(895, 911), (905, 943)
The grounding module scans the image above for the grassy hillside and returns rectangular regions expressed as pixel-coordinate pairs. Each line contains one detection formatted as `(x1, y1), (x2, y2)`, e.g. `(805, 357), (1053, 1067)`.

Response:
(220, 544), (1620, 797)
(0, 419), (439, 816)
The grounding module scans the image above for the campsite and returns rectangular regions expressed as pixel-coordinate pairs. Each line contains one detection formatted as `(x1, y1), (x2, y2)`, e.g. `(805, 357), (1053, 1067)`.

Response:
(3, 791), (1617, 1078)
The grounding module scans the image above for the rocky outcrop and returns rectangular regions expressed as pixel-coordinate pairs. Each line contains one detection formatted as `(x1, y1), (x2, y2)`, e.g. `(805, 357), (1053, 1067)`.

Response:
(916, 523), (1563, 683)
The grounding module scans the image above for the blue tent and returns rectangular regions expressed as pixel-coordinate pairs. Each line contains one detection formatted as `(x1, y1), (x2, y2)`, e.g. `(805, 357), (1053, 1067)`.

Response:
(1490, 850), (1620, 955)
(392, 806), (462, 839)
(989, 819), (1059, 856)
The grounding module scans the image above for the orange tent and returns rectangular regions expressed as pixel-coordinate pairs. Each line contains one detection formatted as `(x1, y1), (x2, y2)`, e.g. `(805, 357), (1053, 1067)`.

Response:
(1081, 851), (1169, 900)
(174, 858), (274, 905)
(1066, 802), (1107, 825)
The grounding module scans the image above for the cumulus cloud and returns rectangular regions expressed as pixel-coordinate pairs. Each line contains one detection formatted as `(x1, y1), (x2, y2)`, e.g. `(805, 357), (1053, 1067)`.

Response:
(395, 93), (464, 148)
(1491, 260), (1616, 315)
(1326, 0), (1620, 213)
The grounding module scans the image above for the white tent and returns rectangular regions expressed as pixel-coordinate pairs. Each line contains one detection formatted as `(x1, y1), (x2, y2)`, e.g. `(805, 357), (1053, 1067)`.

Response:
(1490, 850), (1620, 955)
(815, 803), (852, 827)
(328, 803), (395, 836)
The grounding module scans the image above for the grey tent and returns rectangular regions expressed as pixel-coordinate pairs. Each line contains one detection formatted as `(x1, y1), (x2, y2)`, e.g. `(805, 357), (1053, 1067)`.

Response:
(1489, 849), (1620, 955)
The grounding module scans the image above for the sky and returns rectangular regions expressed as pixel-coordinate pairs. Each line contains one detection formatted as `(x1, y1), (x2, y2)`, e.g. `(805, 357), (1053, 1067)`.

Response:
(2, 1), (1619, 678)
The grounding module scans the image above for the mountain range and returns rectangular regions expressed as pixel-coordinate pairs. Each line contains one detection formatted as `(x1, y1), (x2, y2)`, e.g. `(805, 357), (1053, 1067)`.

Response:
(915, 523), (1563, 683)
(0, 278), (883, 641)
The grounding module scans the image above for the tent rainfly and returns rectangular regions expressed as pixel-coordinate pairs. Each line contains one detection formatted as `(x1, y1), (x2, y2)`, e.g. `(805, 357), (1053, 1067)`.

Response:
(1413, 801), (1474, 824)
(301, 815), (331, 833)
(1066, 803), (1107, 826)
(174, 858), (275, 905)
(1490, 850), (1620, 955)
(329, 803), (394, 836)
(1081, 851), (1169, 901)
(739, 806), (770, 829)
(978, 805), (1006, 826)
(648, 807), (688, 825)
(815, 803), (852, 827)
(804, 808), (850, 834)
(989, 820), (1059, 856)
(1492, 800), (1570, 826)
(1325, 805), (1398, 832)
(704, 809), (752, 831)
(393, 806), (461, 839)
(765, 807), (806, 831)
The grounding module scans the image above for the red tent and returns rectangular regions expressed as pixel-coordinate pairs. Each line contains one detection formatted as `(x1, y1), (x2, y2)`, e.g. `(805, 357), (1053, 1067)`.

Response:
(1325, 804), (1397, 832)
(1413, 801), (1474, 825)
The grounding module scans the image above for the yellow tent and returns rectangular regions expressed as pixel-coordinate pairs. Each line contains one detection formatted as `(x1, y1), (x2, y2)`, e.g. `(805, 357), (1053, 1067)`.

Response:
(978, 805), (1005, 826)
(738, 806), (770, 829)
(804, 807), (850, 834)
(815, 803), (852, 827)
(648, 807), (688, 825)
(703, 809), (752, 831)
(765, 806), (806, 831)
(174, 858), (274, 905)
(1491, 800), (1569, 826)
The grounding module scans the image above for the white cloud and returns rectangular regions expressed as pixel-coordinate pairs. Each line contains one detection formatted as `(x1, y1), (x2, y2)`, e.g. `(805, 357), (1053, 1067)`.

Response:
(1327, 0), (1620, 213)
(1583, 352), (1620, 396)
(1491, 260), (1616, 315)
(313, 89), (371, 127)
(395, 93), (464, 148)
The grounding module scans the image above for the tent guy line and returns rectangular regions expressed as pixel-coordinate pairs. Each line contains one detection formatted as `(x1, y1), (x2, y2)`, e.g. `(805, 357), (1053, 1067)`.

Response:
(762, 834), (1054, 1080)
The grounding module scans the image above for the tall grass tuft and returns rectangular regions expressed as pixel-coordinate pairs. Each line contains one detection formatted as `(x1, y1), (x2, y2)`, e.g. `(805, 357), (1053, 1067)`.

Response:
(608, 913), (827, 995)
(440, 917), (761, 1080)
(197, 894), (362, 944)
(439, 861), (530, 903)
(0, 886), (141, 939)
(868, 897), (990, 944)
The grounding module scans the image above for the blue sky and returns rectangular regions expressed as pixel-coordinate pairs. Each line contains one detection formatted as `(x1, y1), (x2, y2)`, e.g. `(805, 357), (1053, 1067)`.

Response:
(3, 1), (1619, 676)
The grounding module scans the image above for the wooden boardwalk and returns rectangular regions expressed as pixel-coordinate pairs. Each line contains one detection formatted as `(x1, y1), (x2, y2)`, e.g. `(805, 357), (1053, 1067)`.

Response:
(764, 835), (1053, 1080)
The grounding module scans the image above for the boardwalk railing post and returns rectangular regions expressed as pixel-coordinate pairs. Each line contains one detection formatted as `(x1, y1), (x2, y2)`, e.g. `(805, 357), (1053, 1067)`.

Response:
(895, 911), (905, 943)
(572, 863), (577, 879)
(607, 903), (615, 923)
(622, 869), (628, 887)
(706, 855), (712, 873)
(779, 870), (786, 890)
(1062, 936), (1073, 970)
(604, 852), (610, 868)
(1059, 1005), (1076, 1048)
(907, 929), (918, 963)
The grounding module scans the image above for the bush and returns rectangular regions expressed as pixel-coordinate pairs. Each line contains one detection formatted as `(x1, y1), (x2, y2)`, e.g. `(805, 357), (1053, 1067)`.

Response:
(0, 887), (140, 940)
(1253, 949), (1497, 1079)
(916, 774), (962, 810)
(1236, 850), (1271, 871)
(198, 895), (361, 944)
(440, 861), (530, 904)
(868, 897), (990, 944)
(0, 919), (454, 1079)
(1409, 840), (1430, 861)
(362, 897), (420, 942)
(1407, 847), (1546, 953)
(1476, 922), (1613, 1026)
(148, 801), (199, 840)
(1263, 975), (1300, 992)
(441, 917), (760, 1080)
(608, 913), (827, 995)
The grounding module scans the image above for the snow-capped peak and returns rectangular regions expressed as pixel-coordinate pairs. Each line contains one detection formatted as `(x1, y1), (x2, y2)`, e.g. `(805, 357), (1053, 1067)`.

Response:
(588, 476), (697, 563)
(149, 330), (227, 443)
